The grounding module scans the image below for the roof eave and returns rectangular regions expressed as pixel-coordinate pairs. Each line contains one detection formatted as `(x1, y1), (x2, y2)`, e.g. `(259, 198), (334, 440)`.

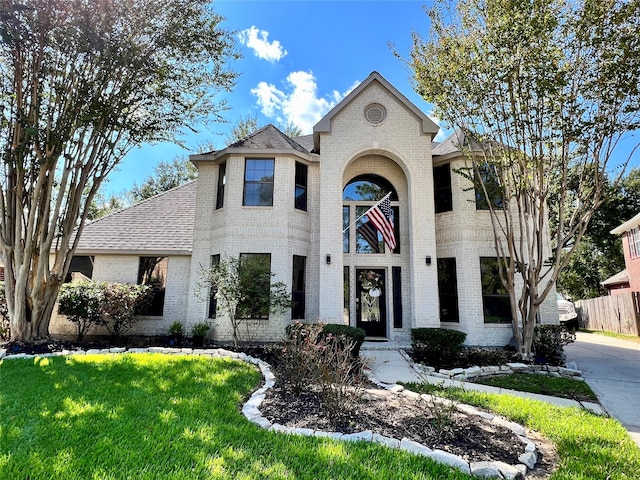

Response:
(610, 212), (640, 235)
(190, 147), (313, 165)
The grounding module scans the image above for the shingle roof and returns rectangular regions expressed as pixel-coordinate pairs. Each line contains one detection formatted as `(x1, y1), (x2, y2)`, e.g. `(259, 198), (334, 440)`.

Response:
(432, 129), (466, 156)
(601, 269), (629, 286)
(75, 181), (197, 254)
(228, 124), (310, 154)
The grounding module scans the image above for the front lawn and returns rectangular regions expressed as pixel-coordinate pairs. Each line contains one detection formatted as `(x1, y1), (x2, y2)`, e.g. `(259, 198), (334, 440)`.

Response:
(0, 353), (468, 479)
(470, 373), (598, 402)
(404, 382), (640, 479)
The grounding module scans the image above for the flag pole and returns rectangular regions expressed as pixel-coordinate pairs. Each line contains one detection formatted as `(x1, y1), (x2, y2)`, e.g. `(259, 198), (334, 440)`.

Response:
(341, 192), (392, 234)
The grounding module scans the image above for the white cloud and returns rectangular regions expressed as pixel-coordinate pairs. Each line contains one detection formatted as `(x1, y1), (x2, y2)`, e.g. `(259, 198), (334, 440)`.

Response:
(251, 71), (359, 134)
(238, 26), (287, 62)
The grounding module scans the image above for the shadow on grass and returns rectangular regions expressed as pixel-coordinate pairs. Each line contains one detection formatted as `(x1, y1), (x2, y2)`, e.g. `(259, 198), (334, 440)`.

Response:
(1, 354), (469, 480)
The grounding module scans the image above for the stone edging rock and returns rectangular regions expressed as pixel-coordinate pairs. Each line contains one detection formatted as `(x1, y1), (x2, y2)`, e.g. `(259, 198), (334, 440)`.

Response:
(398, 349), (584, 382)
(1, 346), (536, 479)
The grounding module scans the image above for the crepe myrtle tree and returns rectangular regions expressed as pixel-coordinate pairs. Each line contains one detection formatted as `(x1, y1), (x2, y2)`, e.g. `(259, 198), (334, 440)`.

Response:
(407, 0), (640, 357)
(197, 255), (293, 350)
(0, 0), (239, 342)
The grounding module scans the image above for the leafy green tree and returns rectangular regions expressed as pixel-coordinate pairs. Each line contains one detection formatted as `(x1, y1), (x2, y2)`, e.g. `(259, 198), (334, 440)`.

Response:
(409, 0), (640, 357)
(0, 0), (238, 342)
(87, 191), (128, 220)
(197, 255), (293, 349)
(129, 157), (198, 203)
(558, 167), (640, 299)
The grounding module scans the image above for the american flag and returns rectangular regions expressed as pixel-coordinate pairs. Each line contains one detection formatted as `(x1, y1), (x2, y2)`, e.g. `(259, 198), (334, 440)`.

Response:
(366, 194), (396, 251)
(357, 220), (381, 253)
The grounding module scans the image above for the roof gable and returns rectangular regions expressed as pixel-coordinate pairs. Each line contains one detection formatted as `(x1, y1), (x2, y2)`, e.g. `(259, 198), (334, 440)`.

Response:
(312, 71), (440, 151)
(611, 212), (640, 235)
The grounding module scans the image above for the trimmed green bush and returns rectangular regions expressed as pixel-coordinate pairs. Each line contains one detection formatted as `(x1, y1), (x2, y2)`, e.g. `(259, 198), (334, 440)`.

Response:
(534, 324), (576, 366)
(321, 323), (366, 358)
(411, 327), (467, 368)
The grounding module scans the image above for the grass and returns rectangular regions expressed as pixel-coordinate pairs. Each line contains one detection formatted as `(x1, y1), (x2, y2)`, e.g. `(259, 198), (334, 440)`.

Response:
(0, 353), (471, 480)
(581, 329), (640, 344)
(404, 382), (640, 480)
(471, 373), (598, 402)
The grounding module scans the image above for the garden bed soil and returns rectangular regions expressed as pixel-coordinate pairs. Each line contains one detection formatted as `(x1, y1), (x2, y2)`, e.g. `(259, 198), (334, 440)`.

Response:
(259, 383), (557, 478)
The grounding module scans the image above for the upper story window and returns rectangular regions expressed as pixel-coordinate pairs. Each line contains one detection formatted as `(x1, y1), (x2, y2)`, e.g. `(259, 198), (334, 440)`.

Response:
(243, 159), (274, 206)
(630, 227), (640, 259)
(433, 164), (453, 213)
(294, 162), (308, 211)
(216, 162), (226, 209)
(475, 163), (504, 210)
(343, 175), (400, 254)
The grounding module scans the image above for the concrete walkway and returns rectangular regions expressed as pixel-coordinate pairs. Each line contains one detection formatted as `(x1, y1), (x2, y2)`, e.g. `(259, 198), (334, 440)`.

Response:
(360, 343), (603, 413)
(564, 331), (640, 447)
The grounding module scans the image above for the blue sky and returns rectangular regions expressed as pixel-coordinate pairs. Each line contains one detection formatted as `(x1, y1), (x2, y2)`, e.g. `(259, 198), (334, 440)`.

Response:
(103, 0), (639, 197)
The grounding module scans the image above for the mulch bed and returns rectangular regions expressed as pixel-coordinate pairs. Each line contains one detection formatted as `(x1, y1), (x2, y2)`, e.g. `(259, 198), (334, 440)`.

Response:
(259, 382), (557, 478)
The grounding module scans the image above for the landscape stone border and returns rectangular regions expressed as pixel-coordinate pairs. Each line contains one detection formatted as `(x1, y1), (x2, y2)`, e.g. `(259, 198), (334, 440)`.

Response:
(0, 346), (537, 479)
(398, 349), (584, 382)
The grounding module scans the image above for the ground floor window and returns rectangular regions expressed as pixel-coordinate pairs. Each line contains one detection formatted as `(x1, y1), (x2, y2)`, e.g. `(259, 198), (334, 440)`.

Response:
(291, 255), (306, 319)
(64, 255), (94, 283)
(437, 258), (459, 322)
(480, 257), (511, 323)
(208, 254), (220, 318)
(238, 253), (271, 319)
(137, 256), (167, 316)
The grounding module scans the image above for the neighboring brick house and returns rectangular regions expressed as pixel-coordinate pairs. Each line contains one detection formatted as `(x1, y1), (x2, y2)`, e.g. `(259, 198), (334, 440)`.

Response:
(50, 71), (558, 346)
(602, 212), (640, 295)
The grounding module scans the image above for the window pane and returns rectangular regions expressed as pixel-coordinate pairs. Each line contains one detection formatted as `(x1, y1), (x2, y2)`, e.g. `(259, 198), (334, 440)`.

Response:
(244, 159), (274, 206)
(437, 258), (459, 322)
(137, 256), (167, 316)
(356, 206), (383, 253)
(434, 164), (453, 213)
(216, 162), (226, 210)
(475, 163), (504, 210)
(480, 257), (511, 323)
(291, 255), (306, 319)
(238, 253), (271, 319)
(208, 254), (220, 318)
(343, 206), (350, 253)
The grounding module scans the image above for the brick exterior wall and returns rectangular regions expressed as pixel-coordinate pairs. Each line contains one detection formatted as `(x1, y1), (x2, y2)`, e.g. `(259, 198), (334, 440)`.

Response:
(50, 74), (559, 347)
(622, 231), (640, 292)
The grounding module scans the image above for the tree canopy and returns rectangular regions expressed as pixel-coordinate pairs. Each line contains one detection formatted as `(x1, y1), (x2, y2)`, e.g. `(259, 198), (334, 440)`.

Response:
(409, 0), (640, 357)
(0, 0), (239, 342)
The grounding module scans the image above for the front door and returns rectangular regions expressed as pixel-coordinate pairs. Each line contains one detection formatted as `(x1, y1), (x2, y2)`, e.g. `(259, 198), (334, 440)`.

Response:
(356, 269), (387, 337)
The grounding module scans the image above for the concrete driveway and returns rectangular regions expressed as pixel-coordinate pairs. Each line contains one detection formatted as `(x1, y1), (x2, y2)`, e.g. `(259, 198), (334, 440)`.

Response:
(564, 332), (640, 447)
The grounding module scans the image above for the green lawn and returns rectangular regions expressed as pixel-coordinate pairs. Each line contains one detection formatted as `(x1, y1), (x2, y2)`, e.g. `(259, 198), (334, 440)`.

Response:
(471, 373), (598, 402)
(0, 353), (469, 480)
(581, 329), (640, 344)
(404, 382), (640, 480)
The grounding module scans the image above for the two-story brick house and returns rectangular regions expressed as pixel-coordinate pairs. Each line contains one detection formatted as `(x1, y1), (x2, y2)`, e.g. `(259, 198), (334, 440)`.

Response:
(49, 71), (558, 346)
(602, 212), (640, 294)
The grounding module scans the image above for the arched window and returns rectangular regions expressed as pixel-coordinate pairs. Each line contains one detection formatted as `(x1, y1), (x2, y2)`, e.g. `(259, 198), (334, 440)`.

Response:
(343, 174), (398, 202)
(342, 175), (399, 254)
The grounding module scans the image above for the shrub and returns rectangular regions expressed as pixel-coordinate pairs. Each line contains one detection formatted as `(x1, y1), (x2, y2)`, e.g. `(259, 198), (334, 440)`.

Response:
(534, 325), (576, 366)
(100, 283), (153, 341)
(278, 321), (365, 427)
(411, 328), (467, 368)
(58, 281), (104, 343)
(191, 321), (211, 338)
(168, 321), (184, 337)
(279, 322), (325, 394)
(320, 323), (366, 358)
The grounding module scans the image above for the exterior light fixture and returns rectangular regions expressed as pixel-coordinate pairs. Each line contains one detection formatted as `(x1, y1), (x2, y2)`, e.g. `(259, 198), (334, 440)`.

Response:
(326, 254), (331, 265)
(426, 256), (432, 265)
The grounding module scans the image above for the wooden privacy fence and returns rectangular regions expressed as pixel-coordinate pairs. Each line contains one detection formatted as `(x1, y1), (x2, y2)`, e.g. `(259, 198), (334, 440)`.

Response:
(576, 292), (640, 336)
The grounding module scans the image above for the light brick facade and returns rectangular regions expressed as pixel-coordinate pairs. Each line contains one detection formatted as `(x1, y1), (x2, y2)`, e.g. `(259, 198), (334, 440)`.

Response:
(51, 71), (558, 346)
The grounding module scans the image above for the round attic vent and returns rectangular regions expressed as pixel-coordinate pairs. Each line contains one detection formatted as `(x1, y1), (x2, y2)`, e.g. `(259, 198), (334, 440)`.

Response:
(365, 104), (386, 124)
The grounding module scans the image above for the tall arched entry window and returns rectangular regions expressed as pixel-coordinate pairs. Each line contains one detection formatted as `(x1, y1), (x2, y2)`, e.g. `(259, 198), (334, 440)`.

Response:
(342, 175), (399, 255)
(342, 175), (401, 338)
